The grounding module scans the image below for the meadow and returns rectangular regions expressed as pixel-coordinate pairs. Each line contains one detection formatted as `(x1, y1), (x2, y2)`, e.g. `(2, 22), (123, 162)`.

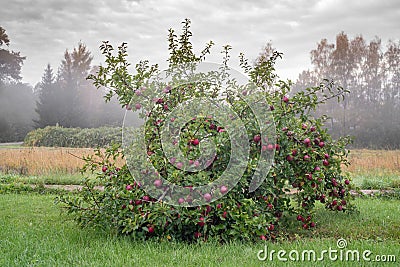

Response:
(0, 145), (399, 266)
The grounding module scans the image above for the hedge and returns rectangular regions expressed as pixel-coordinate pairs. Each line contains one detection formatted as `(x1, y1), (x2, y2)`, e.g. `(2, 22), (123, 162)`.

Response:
(24, 126), (122, 148)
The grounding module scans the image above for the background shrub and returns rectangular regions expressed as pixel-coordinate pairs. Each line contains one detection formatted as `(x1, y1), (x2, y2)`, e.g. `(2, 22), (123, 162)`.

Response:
(24, 126), (122, 148)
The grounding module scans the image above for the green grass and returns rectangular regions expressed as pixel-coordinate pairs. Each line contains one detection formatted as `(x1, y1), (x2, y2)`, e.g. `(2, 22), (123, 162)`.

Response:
(0, 194), (399, 266)
(1, 172), (399, 190)
(0, 142), (24, 149)
(351, 172), (400, 190)
(0, 173), (88, 185)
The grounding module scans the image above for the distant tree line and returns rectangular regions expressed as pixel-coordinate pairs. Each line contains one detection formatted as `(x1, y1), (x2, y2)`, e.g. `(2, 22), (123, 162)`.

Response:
(34, 42), (123, 129)
(293, 32), (400, 149)
(0, 26), (33, 142)
(0, 26), (123, 142)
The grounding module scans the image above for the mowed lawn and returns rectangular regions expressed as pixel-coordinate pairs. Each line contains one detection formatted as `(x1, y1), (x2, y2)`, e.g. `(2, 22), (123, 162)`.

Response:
(0, 194), (399, 266)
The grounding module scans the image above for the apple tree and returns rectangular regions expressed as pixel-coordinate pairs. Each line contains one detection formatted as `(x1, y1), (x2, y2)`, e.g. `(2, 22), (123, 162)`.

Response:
(58, 19), (354, 242)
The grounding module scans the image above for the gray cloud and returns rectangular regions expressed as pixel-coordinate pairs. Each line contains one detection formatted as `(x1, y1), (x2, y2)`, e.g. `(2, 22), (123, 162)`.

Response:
(0, 0), (399, 85)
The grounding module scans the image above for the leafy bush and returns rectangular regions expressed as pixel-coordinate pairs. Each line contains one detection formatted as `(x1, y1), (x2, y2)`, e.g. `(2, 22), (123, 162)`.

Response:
(24, 126), (121, 148)
(58, 19), (355, 242)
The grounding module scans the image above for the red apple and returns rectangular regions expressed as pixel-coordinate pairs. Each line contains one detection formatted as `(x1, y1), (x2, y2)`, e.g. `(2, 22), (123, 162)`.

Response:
(323, 159), (329, 166)
(253, 135), (261, 143)
(203, 193), (212, 202)
(303, 138), (311, 146)
(345, 179), (350, 185)
(205, 205), (212, 213)
(169, 157), (176, 164)
(191, 138), (200, 146)
(163, 85), (171, 93)
(318, 141), (325, 148)
(154, 179), (162, 187)
(260, 235), (267, 240)
(197, 217), (205, 227)
(268, 224), (275, 231)
(143, 195), (150, 201)
(126, 184), (133, 191)
(282, 95), (289, 103)
(303, 155), (310, 161)
(148, 226), (155, 233)
(220, 185), (228, 194)
(135, 103), (141, 110)
(178, 198), (185, 204)
(314, 138), (320, 145)
(102, 166), (108, 172)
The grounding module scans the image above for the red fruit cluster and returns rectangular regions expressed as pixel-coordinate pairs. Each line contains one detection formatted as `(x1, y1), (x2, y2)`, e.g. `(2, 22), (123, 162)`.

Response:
(253, 135), (261, 143)
(191, 138), (200, 146)
(282, 96), (289, 103)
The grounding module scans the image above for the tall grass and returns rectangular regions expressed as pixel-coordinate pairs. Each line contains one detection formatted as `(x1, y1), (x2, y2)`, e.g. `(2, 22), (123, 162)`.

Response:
(0, 147), (92, 175)
(344, 149), (400, 175)
(0, 147), (124, 176)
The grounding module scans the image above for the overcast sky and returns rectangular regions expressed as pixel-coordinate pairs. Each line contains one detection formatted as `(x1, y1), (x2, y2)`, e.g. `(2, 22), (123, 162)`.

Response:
(1, 0), (400, 86)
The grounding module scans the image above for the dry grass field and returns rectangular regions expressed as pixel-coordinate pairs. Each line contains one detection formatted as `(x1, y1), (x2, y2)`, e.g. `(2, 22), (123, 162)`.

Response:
(0, 146), (399, 176)
(0, 147), (93, 175)
(0, 146), (126, 176)
(344, 149), (400, 174)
